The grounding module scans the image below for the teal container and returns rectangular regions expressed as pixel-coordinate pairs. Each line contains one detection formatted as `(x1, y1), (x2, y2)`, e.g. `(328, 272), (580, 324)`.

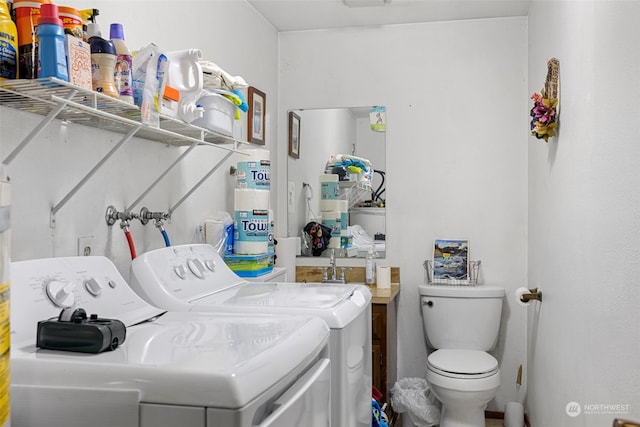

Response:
(37, 3), (68, 81)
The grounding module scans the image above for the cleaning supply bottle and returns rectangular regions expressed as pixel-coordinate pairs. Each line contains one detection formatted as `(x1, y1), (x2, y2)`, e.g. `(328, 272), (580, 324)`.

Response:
(365, 245), (376, 285)
(109, 23), (133, 104)
(87, 22), (118, 98)
(165, 49), (205, 123)
(14, 0), (51, 79)
(0, 0), (18, 80)
(37, 3), (69, 81)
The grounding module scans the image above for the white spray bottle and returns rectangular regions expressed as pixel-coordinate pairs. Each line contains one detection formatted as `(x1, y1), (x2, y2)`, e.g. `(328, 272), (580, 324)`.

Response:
(365, 245), (376, 285)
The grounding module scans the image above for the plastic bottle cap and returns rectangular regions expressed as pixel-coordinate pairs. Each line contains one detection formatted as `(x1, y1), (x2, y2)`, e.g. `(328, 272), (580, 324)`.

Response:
(109, 23), (125, 40)
(86, 22), (102, 39)
(38, 3), (62, 26)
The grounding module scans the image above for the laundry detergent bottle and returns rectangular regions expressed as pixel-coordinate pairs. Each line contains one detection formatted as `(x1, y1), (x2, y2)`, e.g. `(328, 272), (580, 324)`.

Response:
(37, 3), (69, 81)
(0, 0), (18, 80)
(165, 49), (204, 123)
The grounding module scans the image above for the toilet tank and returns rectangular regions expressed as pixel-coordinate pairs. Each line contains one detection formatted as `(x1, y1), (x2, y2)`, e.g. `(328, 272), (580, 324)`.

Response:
(419, 285), (505, 351)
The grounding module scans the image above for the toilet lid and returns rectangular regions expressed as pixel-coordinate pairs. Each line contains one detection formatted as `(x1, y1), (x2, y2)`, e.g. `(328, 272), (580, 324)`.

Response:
(428, 349), (498, 377)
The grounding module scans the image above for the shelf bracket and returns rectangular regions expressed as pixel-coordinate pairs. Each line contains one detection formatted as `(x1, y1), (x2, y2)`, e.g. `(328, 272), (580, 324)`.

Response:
(50, 124), (142, 228)
(2, 89), (78, 166)
(125, 140), (201, 212)
(168, 151), (235, 215)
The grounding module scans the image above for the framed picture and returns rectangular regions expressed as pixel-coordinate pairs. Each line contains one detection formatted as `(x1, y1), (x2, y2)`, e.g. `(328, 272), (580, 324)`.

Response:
(288, 111), (300, 159)
(433, 239), (469, 281)
(247, 86), (266, 145)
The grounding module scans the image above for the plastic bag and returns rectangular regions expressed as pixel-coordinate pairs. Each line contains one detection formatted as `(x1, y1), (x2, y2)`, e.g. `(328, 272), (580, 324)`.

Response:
(204, 212), (234, 256)
(390, 378), (440, 427)
(132, 43), (162, 127)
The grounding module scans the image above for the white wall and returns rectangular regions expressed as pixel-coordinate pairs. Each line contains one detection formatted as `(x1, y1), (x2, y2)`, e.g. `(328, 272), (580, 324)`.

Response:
(527, 1), (640, 425)
(278, 17), (528, 411)
(0, 0), (278, 279)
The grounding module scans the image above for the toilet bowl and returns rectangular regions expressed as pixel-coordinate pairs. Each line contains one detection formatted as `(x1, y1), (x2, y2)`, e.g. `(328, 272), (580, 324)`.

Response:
(418, 284), (505, 427)
(426, 349), (500, 427)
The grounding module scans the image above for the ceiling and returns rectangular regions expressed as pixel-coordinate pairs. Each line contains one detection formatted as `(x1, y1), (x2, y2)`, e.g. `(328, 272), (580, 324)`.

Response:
(247, 0), (532, 32)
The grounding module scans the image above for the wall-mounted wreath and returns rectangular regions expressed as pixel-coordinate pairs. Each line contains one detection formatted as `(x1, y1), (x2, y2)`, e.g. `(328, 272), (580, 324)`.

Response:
(530, 58), (560, 142)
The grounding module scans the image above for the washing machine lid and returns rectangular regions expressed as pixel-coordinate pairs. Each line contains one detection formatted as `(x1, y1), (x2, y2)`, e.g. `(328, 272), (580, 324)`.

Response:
(428, 349), (498, 376)
(193, 282), (357, 309)
(13, 311), (329, 409)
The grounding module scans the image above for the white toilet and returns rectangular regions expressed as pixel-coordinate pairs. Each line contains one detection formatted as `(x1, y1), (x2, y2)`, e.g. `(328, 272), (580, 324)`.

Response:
(418, 284), (505, 427)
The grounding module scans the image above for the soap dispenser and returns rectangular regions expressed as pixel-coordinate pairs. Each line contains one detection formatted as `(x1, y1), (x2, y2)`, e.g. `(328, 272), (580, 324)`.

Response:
(365, 245), (376, 285)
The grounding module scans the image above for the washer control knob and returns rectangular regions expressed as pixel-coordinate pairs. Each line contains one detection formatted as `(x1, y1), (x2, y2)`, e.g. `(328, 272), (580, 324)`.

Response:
(174, 265), (187, 279)
(204, 259), (216, 271)
(84, 278), (102, 297)
(45, 280), (75, 308)
(187, 258), (205, 279)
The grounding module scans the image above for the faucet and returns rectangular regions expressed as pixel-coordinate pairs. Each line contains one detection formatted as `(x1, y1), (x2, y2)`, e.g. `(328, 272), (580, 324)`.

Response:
(322, 249), (347, 283)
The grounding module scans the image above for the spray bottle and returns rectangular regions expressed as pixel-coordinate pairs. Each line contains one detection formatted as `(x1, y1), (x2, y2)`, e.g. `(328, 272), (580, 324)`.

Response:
(0, 0), (17, 80)
(365, 245), (376, 285)
(109, 23), (133, 104)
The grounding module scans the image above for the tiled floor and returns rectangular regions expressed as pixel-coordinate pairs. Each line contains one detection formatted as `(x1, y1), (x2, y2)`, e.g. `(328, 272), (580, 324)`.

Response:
(486, 418), (505, 427)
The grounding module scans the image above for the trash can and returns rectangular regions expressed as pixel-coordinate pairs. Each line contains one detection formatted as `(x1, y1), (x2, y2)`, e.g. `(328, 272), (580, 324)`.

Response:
(390, 378), (440, 427)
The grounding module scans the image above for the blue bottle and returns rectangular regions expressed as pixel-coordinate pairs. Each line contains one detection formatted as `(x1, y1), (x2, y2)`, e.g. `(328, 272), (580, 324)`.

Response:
(37, 3), (69, 81)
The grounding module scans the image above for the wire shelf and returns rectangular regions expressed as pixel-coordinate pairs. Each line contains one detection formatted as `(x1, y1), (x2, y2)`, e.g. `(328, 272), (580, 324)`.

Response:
(0, 78), (243, 147)
(423, 259), (481, 286)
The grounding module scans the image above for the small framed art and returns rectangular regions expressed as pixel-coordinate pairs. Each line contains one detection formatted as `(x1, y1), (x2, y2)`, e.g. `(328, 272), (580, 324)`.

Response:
(288, 111), (300, 159)
(247, 86), (266, 145)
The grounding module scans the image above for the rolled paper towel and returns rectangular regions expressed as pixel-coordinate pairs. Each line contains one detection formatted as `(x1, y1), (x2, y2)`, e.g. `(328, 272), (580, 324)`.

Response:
(321, 211), (343, 236)
(234, 208), (269, 254)
(234, 188), (269, 211)
(376, 266), (391, 289)
(236, 148), (270, 190)
(515, 287), (534, 307)
(319, 198), (348, 213)
(320, 174), (340, 200)
(328, 236), (341, 249)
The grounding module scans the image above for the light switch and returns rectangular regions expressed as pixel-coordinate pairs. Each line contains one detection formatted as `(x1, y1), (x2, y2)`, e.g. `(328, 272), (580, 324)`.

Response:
(288, 181), (296, 213)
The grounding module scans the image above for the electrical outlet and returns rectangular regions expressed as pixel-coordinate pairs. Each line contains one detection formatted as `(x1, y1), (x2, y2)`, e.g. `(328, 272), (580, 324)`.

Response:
(77, 236), (94, 256)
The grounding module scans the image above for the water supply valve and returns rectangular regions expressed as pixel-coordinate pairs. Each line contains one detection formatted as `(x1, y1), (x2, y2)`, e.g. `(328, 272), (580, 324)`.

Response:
(139, 207), (171, 227)
(105, 205), (139, 229)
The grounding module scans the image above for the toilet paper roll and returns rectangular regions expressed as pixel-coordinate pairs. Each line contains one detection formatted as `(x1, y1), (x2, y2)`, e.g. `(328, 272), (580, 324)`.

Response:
(275, 236), (300, 282)
(234, 188), (269, 211)
(376, 266), (391, 289)
(319, 199), (349, 213)
(515, 287), (533, 307)
(236, 148), (270, 190)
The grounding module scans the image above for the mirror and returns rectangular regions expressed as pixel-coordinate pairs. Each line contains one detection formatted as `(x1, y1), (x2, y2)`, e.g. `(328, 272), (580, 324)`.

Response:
(287, 107), (386, 258)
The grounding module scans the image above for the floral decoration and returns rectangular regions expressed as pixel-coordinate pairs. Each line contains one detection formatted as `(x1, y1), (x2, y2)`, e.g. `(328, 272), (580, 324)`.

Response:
(530, 90), (558, 142)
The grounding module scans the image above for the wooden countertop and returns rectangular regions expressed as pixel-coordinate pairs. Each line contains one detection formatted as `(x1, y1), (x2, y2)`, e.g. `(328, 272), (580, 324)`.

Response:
(367, 284), (400, 305)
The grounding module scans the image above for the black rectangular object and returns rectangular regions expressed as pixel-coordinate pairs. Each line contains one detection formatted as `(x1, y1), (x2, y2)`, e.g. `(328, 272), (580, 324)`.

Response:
(37, 317), (126, 354)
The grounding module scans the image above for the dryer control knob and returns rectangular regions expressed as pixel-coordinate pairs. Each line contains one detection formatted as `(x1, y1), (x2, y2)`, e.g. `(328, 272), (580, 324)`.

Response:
(187, 258), (205, 279)
(45, 280), (75, 308)
(84, 278), (102, 297)
(174, 265), (187, 279)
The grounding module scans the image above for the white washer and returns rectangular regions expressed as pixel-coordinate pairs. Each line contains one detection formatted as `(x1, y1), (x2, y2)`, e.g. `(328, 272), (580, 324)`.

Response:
(130, 244), (372, 427)
(11, 256), (331, 427)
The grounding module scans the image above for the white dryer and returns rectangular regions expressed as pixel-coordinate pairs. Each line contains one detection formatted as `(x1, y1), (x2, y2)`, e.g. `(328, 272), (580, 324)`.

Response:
(130, 244), (372, 427)
(10, 256), (331, 427)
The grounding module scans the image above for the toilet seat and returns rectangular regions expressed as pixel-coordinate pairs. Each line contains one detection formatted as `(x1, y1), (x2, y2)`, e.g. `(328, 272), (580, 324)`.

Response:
(427, 349), (498, 379)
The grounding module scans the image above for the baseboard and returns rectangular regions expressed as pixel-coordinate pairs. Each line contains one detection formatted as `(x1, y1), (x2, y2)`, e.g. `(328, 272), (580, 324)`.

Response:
(485, 410), (531, 427)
